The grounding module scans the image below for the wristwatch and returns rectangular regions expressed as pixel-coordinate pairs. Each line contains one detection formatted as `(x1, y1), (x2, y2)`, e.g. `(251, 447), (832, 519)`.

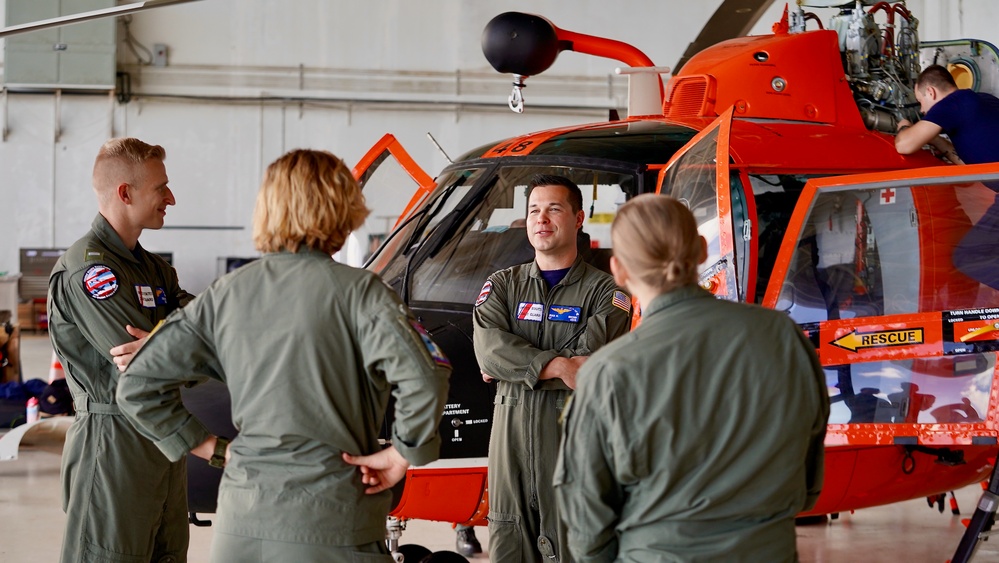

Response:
(209, 436), (230, 469)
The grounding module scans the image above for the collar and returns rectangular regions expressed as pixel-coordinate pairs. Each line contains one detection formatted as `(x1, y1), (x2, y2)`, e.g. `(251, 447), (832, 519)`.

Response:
(528, 254), (585, 287)
(92, 213), (142, 264)
(264, 248), (334, 260)
(643, 284), (714, 318)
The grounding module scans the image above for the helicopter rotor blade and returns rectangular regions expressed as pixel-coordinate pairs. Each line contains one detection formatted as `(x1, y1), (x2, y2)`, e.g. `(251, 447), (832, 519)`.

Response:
(0, 0), (204, 39)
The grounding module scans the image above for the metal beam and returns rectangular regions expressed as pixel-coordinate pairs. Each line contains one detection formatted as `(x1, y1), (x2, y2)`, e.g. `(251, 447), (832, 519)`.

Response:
(0, 0), (204, 39)
(674, 0), (777, 73)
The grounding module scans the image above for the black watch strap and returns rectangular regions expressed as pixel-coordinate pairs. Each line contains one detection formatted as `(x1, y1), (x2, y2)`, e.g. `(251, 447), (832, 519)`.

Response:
(209, 436), (230, 469)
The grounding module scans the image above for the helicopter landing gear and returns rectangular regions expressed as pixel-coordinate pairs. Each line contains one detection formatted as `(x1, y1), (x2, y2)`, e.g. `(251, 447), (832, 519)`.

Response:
(951, 461), (999, 563)
(395, 544), (432, 563)
(384, 517), (470, 563)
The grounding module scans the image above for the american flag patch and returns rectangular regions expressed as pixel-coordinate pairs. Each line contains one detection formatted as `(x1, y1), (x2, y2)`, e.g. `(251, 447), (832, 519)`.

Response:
(612, 291), (630, 313)
(82, 264), (119, 300)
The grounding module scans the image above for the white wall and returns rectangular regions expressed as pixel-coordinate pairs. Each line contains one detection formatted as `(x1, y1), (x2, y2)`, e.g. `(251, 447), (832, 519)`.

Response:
(1, 0), (997, 293)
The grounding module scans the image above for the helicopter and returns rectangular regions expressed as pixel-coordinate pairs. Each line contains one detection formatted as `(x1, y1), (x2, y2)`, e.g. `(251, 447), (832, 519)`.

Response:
(327, 3), (999, 559)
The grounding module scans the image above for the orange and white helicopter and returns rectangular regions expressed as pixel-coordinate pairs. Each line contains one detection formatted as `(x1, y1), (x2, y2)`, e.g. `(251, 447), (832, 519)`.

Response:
(338, 3), (999, 561)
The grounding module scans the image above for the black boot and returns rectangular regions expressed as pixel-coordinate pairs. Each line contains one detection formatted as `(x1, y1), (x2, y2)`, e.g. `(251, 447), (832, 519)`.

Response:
(455, 525), (482, 556)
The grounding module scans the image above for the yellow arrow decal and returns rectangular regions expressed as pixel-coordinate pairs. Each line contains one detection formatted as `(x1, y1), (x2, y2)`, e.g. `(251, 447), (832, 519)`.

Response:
(831, 328), (924, 352)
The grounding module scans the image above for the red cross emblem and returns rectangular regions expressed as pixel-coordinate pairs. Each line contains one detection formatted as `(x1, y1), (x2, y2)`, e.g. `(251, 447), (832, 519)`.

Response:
(880, 188), (896, 205)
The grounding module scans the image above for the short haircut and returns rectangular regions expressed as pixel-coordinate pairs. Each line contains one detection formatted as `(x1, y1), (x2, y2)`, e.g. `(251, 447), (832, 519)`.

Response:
(252, 149), (370, 255)
(527, 174), (583, 213)
(611, 194), (703, 293)
(916, 64), (957, 92)
(92, 138), (166, 201)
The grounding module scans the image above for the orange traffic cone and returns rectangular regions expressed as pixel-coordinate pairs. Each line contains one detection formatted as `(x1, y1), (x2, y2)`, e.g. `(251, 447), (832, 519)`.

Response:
(49, 352), (65, 383)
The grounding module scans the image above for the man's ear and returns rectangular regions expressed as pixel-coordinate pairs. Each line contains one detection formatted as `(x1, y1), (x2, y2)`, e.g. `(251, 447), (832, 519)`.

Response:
(575, 209), (585, 230)
(116, 183), (131, 204)
(698, 236), (708, 265)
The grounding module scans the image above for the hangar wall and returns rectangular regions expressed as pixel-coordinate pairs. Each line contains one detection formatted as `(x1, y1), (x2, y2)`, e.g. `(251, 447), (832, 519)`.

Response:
(0, 0), (996, 293)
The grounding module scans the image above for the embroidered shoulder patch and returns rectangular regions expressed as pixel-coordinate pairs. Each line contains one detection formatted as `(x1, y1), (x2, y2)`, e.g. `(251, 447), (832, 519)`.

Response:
(612, 291), (631, 313)
(475, 280), (492, 307)
(410, 320), (451, 368)
(82, 265), (119, 300)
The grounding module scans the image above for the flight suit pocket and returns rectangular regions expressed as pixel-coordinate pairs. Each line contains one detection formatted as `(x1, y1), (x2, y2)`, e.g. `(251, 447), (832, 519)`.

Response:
(487, 511), (522, 559)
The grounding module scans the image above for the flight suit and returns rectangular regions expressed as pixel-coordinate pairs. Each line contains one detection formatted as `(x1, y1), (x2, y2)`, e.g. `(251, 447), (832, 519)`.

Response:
(117, 250), (450, 562)
(48, 214), (194, 563)
(473, 256), (631, 563)
(555, 285), (829, 563)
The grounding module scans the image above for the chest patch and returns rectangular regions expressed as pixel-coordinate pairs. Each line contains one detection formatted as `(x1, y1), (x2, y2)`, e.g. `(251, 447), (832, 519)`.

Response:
(475, 281), (492, 307)
(154, 287), (169, 306)
(548, 305), (581, 323)
(135, 285), (156, 308)
(410, 320), (451, 368)
(516, 302), (544, 322)
(82, 265), (119, 300)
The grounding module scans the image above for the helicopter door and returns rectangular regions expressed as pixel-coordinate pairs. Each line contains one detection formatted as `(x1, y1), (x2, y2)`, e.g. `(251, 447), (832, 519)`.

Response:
(763, 163), (999, 446)
(656, 106), (739, 300)
(348, 133), (436, 267)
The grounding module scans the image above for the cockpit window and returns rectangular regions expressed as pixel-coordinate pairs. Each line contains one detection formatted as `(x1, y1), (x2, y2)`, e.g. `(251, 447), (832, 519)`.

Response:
(776, 180), (999, 322)
(825, 354), (993, 425)
(660, 127), (721, 277)
(374, 165), (635, 306)
(367, 168), (485, 274)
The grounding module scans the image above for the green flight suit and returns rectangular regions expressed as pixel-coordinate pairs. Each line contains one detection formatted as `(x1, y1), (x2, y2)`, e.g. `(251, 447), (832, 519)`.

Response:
(48, 213), (195, 563)
(473, 256), (631, 563)
(555, 285), (829, 563)
(116, 250), (450, 562)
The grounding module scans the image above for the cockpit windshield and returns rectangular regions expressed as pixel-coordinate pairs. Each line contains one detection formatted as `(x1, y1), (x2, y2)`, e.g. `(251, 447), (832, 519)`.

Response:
(370, 164), (638, 307)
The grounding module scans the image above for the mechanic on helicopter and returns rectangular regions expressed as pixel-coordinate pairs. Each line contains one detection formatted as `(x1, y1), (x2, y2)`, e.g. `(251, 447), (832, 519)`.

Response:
(473, 174), (631, 563)
(895, 64), (999, 291)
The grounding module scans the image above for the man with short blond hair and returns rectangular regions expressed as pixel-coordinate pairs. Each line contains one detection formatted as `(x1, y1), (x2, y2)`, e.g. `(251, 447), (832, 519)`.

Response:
(48, 137), (194, 563)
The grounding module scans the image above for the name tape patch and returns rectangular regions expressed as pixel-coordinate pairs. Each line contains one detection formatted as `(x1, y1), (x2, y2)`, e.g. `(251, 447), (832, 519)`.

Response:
(82, 265), (118, 300)
(135, 285), (156, 308)
(548, 305), (581, 323)
(516, 302), (544, 322)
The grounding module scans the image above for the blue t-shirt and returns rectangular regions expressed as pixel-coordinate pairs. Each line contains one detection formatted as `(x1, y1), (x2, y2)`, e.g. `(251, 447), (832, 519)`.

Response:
(540, 267), (571, 288)
(923, 88), (999, 164)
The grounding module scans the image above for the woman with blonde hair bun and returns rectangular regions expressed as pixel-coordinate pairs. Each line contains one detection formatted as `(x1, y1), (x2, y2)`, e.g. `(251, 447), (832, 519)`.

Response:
(555, 194), (830, 562)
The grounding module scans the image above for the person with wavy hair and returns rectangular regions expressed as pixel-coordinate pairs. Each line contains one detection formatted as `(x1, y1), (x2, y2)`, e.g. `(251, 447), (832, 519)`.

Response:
(252, 149), (369, 255)
(555, 194), (829, 562)
(117, 149), (450, 562)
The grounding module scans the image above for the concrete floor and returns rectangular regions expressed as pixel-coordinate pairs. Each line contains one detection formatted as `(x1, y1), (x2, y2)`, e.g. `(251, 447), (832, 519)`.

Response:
(2, 334), (998, 562)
